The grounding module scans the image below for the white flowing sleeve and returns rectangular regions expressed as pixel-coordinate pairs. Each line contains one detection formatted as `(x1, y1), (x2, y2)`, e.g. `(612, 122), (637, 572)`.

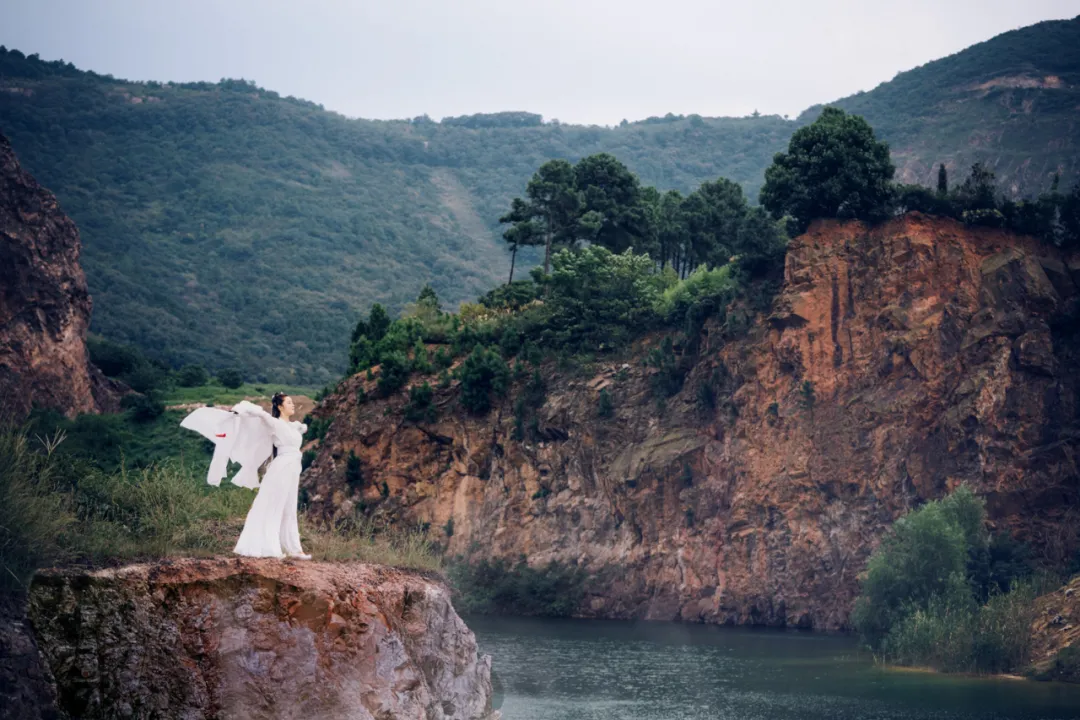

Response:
(180, 407), (238, 487)
(228, 401), (275, 489)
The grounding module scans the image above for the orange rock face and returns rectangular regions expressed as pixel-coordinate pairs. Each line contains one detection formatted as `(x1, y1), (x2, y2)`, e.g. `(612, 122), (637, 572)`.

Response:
(305, 214), (1080, 630)
(29, 559), (499, 719)
(0, 132), (116, 419)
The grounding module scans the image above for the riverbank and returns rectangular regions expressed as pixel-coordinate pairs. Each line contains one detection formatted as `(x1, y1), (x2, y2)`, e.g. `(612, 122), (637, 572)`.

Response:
(470, 615), (1080, 720)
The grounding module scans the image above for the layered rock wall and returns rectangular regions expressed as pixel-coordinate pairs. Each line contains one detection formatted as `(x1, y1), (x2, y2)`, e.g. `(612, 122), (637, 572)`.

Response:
(305, 214), (1080, 630)
(28, 559), (498, 720)
(0, 132), (114, 419)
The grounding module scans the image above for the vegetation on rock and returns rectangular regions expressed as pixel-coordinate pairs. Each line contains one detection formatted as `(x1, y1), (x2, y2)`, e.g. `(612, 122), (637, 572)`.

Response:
(852, 488), (1048, 674)
(4, 17), (1076, 381)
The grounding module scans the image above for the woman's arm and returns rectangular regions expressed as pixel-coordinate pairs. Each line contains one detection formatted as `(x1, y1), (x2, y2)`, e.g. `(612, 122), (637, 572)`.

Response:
(232, 401), (285, 431)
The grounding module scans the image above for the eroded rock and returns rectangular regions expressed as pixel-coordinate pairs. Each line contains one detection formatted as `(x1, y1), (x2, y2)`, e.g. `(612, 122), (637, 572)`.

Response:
(305, 213), (1080, 630)
(28, 559), (498, 720)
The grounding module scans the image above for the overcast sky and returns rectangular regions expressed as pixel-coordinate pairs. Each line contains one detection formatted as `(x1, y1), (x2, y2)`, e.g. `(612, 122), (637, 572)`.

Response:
(1, 0), (1076, 125)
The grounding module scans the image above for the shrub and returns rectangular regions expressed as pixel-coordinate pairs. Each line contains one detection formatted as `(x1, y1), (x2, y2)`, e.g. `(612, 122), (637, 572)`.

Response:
(799, 380), (816, 410)
(963, 208), (1006, 228)
(499, 327), (522, 358)
(540, 246), (661, 352)
(345, 451), (363, 492)
(657, 264), (740, 327)
(511, 396), (526, 441)
(306, 416), (331, 442)
(852, 490), (978, 648)
(459, 346), (511, 415)
(301, 449), (316, 470)
(376, 351), (411, 396)
(646, 337), (686, 398)
(176, 364), (209, 388)
(217, 368), (244, 389)
(852, 487), (1038, 674)
(479, 280), (537, 310)
(404, 382), (437, 423)
(121, 393), (165, 423)
(433, 346), (454, 370)
(87, 336), (142, 378)
(597, 388), (614, 418)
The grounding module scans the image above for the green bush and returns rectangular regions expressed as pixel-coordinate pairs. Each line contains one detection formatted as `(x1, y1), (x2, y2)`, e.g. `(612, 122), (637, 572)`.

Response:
(459, 346), (510, 415)
(87, 336), (143, 378)
(646, 337), (687, 399)
(345, 451), (363, 492)
(598, 388), (614, 418)
(121, 393), (165, 423)
(657, 264), (740, 327)
(540, 246), (661, 352)
(376, 351), (411, 396)
(217, 368), (244, 389)
(176, 364), (209, 387)
(852, 487), (1039, 674)
(404, 382), (437, 423)
(306, 416), (331, 442)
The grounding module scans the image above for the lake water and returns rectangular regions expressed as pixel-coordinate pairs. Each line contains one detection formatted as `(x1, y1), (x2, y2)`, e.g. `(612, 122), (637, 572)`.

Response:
(468, 616), (1080, 720)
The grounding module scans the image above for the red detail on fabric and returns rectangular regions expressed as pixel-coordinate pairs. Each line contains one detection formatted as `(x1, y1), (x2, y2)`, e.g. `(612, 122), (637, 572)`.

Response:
(215, 433), (227, 437)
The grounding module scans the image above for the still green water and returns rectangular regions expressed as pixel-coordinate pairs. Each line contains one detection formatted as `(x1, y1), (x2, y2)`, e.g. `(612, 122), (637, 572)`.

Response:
(468, 617), (1080, 720)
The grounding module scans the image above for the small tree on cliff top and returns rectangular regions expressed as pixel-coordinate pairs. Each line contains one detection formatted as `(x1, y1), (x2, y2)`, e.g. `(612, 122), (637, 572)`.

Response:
(760, 107), (895, 233)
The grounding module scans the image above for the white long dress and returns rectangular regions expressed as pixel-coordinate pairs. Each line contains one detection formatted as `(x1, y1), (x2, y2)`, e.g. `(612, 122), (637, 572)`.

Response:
(231, 401), (307, 558)
(179, 400), (307, 558)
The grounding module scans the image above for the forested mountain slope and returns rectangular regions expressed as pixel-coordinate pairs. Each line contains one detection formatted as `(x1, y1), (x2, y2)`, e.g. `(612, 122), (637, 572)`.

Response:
(0, 14), (1076, 382)
(811, 15), (1080, 193)
(0, 50), (791, 382)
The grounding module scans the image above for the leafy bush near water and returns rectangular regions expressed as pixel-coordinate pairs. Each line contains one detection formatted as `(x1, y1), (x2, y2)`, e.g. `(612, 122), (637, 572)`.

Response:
(852, 487), (1045, 674)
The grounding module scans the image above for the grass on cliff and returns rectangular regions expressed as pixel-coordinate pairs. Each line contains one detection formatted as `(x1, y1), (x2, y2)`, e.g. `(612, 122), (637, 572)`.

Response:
(0, 426), (439, 593)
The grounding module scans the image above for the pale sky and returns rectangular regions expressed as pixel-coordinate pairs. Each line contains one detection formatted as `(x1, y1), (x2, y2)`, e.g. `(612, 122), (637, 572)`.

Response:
(0, 0), (1076, 125)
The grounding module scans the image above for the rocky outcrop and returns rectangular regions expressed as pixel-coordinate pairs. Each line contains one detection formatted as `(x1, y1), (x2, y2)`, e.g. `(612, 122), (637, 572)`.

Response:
(0, 597), (61, 720)
(305, 213), (1080, 630)
(0, 132), (116, 419)
(1030, 575), (1080, 681)
(28, 559), (498, 719)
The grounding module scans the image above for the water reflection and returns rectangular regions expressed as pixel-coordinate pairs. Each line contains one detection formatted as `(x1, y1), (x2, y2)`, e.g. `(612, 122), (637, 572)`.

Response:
(468, 616), (1080, 720)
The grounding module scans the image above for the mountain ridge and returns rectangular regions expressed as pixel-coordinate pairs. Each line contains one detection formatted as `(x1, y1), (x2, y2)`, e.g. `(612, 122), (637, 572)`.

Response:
(0, 15), (1077, 382)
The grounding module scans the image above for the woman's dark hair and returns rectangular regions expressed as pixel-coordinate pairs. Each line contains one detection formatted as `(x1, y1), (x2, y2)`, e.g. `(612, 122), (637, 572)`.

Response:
(271, 392), (288, 419)
(270, 392), (288, 458)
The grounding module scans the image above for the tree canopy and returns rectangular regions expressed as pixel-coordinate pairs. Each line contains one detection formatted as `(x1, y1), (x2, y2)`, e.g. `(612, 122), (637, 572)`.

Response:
(760, 107), (895, 232)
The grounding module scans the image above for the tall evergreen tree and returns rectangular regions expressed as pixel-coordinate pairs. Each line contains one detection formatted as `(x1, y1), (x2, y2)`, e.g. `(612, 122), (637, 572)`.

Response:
(498, 197), (544, 284)
(760, 107), (895, 232)
(574, 153), (648, 253)
(937, 163), (948, 196)
(526, 160), (580, 275)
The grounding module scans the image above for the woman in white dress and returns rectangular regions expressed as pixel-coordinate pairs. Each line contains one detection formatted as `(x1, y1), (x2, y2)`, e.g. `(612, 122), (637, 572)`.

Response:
(181, 392), (311, 559)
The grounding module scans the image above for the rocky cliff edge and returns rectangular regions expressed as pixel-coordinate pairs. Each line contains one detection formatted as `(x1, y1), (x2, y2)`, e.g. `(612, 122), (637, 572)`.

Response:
(27, 558), (499, 720)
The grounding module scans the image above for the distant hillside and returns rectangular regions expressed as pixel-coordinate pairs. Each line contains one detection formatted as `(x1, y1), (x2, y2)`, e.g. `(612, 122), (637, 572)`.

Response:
(0, 49), (791, 382)
(0, 15), (1077, 382)
(804, 15), (1080, 194)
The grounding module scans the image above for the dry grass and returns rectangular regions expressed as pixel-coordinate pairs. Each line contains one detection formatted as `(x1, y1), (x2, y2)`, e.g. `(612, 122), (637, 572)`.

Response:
(302, 516), (442, 572)
(1, 427), (440, 593)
